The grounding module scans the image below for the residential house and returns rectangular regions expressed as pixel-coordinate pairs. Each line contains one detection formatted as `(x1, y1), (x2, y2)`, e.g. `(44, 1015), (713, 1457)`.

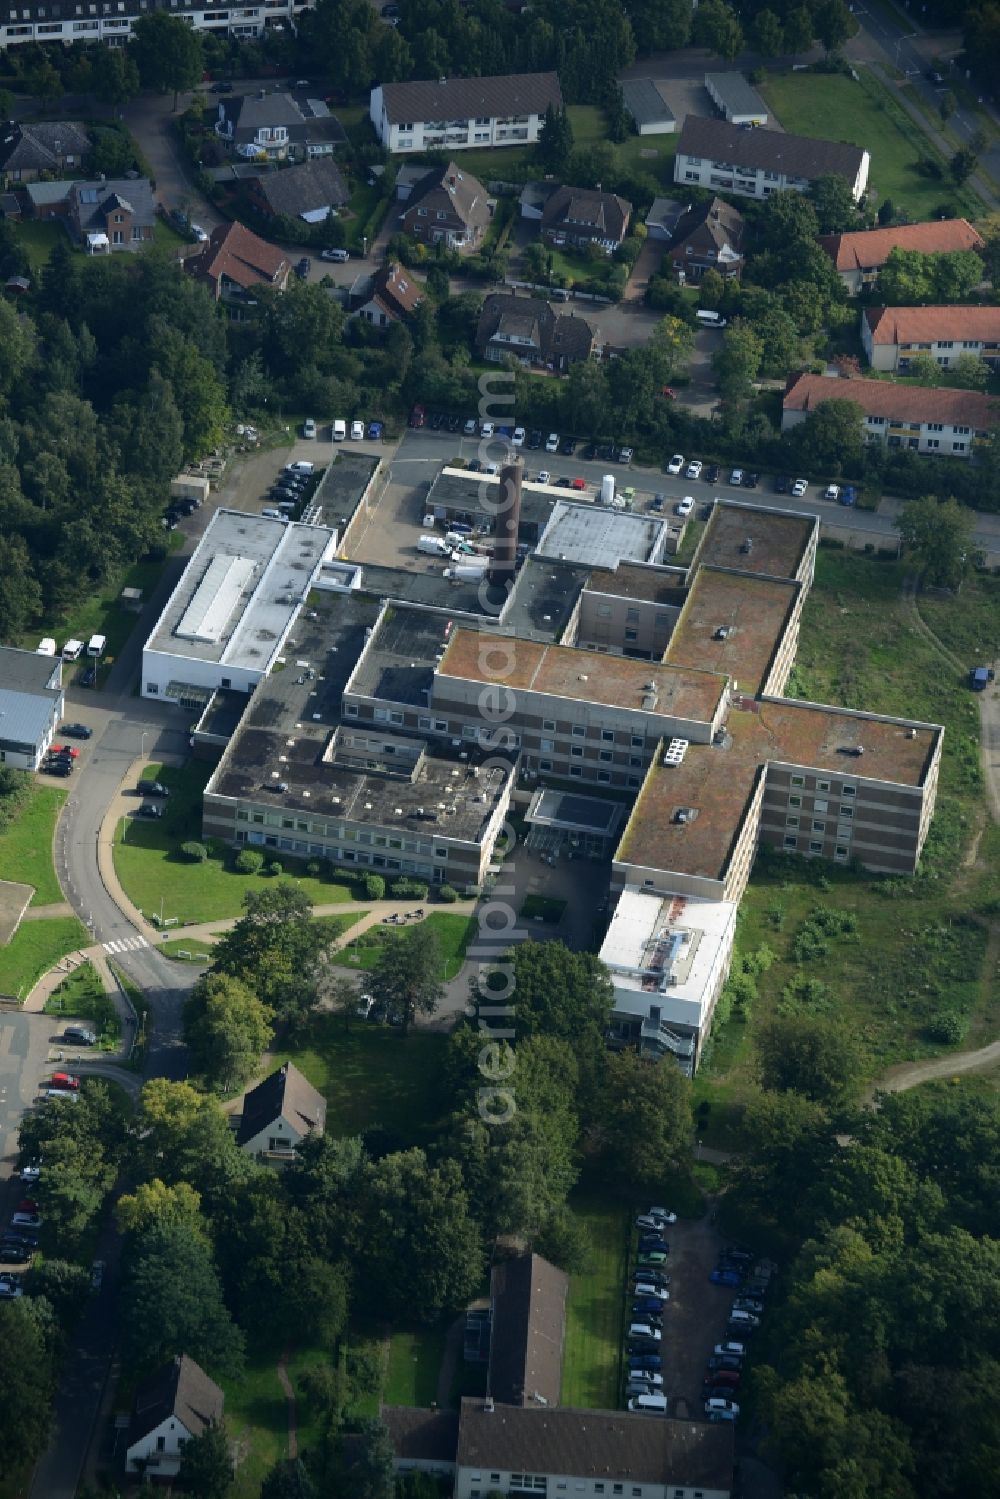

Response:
(184, 221), (290, 312)
(216, 91), (346, 164)
(249, 158), (349, 224)
(861, 304), (1000, 372)
(674, 116), (870, 202)
(0, 119), (89, 185)
(644, 196), (685, 242)
(820, 217), (986, 294)
(539, 184), (632, 254)
(0, 0), (297, 47)
(125, 1355), (224, 1479)
(370, 72), (562, 154)
(353, 260), (423, 330)
(71, 179), (154, 253)
(476, 292), (599, 371)
(0, 645), (63, 770)
(621, 77), (676, 135)
(782, 370), (995, 459)
(400, 162), (491, 251)
(236, 1061), (327, 1161)
(705, 72), (769, 125)
(665, 196), (745, 282)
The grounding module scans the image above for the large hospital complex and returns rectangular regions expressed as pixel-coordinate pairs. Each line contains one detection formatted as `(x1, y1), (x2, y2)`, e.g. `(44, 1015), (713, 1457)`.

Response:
(142, 454), (942, 1071)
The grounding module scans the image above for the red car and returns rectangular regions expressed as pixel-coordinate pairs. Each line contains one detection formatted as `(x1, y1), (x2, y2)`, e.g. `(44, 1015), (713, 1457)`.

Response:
(17, 1199), (38, 1215)
(49, 1072), (80, 1091)
(571, 477), (586, 490)
(49, 744), (80, 758)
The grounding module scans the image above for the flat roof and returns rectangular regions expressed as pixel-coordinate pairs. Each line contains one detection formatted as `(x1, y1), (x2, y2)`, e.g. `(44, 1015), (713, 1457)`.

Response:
(705, 71), (769, 117)
(600, 885), (738, 1027)
(315, 452), (380, 535)
(145, 510), (336, 669)
(437, 629), (726, 723)
(503, 555), (592, 640)
(355, 561), (509, 617)
(348, 606), (455, 705)
(428, 468), (553, 540)
(586, 561), (687, 606)
(665, 567), (800, 696)
(537, 500), (664, 567)
(0, 646), (61, 695)
(696, 501), (815, 581)
(616, 698), (941, 879)
(621, 77), (676, 128)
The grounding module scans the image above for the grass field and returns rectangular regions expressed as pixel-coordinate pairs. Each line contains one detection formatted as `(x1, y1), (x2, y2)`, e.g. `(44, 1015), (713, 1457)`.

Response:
(0, 916), (87, 1002)
(0, 785), (65, 905)
(694, 550), (997, 1140)
(384, 1326), (448, 1407)
(43, 960), (120, 1049)
(758, 67), (985, 219)
(332, 911), (475, 981)
(560, 1194), (630, 1408)
(269, 1018), (447, 1143)
(221, 1353), (290, 1499)
(113, 761), (357, 925)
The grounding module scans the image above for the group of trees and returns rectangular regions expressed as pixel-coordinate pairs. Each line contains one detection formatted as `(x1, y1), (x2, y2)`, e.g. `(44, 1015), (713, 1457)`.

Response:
(725, 1076), (1000, 1498)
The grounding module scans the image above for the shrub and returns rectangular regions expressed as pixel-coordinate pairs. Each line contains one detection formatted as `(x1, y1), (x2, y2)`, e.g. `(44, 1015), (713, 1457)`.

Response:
(265, 859), (283, 877)
(306, 860), (322, 877)
(181, 841), (208, 863)
(926, 1011), (967, 1045)
(363, 873), (386, 901)
(234, 849), (264, 875)
(390, 876), (429, 899)
(437, 884), (460, 903)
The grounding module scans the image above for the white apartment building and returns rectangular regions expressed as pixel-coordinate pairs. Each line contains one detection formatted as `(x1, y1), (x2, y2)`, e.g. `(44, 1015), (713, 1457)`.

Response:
(0, 0), (299, 48)
(674, 115), (869, 202)
(783, 372), (995, 459)
(370, 72), (562, 154)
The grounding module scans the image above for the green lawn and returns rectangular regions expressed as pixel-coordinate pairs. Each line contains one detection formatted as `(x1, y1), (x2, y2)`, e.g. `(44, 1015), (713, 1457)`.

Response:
(333, 912), (476, 981)
(12, 219), (65, 271)
(560, 1194), (630, 1408)
(695, 549), (996, 1126)
(43, 960), (120, 1050)
(384, 1326), (447, 1407)
(0, 916), (88, 1002)
(220, 1353), (290, 1499)
(757, 67), (985, 219)
(269, 1018), (447, 1143)
(158, 936), (216, 962)
(0, 785), (65, 906)
(113, 761), (357, 925)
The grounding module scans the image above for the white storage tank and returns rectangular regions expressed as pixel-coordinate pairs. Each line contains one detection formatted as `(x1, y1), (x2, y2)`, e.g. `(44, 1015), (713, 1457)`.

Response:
(601, 473), (615, 506)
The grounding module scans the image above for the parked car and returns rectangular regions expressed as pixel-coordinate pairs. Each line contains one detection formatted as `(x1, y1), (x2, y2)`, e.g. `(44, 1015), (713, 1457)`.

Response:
(638, 1233), (668, 1250)
(51, 744), (79, 759)
(467, 459), (482, 473)
(0, 1276), (24, 1299)
(11, 1213), (41, 1229)
(570, 477), (587, 490)
(839, 485), (857, 507)
(773, 474), (791, 494)
(528, 429), (543, 449)
(628, 1353), (662, 1372)
(704, 1370), (741, 1389)
(823, 483), (840, 501)
(705, 1397), (739, 1417)
(60, 723), (92, 739)
(368, 421), (384, 440)
(560, 436), (577, 455)
(707, 1408), (737, 1423)
(628, 1393), (668, 1414)
(728, 1313), (760, 1331)
(618, 445), (634, 463)
(479, 421), (495, 438)
(675, 497), (694, 517)
(710, 1268), (744, 1287)
(512, 426), (526, 447)
(627, 1373), (664, 1391)
(728, 467), (744, 485)
(633, 1283), (669, 1301)
(536, 470), (552, 485)
(63, 1026), (96, 1045)
(79, 666), (97, 688)
(285, 461), (315, 475)
(137, 780), (169, 797)
(295, 257), (311, 279)
(637, 1250), (669, 1267)
(632, 1298), (667, 1316)
(190, 224), (209, 243)
(320, 247), (350, 262)
(463, 417), (477, 435)
(0, 1245), (32, 1265)
(628, 1322), (662, 1342)
(48, 1073), (79, 1091)
(650, 494), (663, 512)
(666, 454), (684, 475)
(633, 1269), (670, 1289)
(742, 471), (759, 488)
(351, 420), (365, 441)
(732, 1297), (765, 1315)
(409, 405), (426, 428)
(686, 459), (703, 479)
(137, 804), (163, 819)
(704, 463), (720, 484)
(545, 433), (560, 452)
(714, 1341), (747, 1358)
(18, 1163), (40, 1183)
(303, 418), (317, 439)
(210, 81), (234, 93)
(791, 477), (809, 497)
(635, 1214), (667, 1233)
(707, 1355), (743, 1372)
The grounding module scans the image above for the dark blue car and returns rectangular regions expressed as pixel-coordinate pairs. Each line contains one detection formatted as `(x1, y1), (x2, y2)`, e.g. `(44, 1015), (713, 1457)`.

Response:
(628, 1354), (662, 1372)
(711, 1269), (744, 1287)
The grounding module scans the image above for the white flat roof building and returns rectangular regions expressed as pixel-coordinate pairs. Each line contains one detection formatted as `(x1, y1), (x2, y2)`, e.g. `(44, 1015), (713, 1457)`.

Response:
(600, 885), (738, 1072)
(536, 499), (667, 568)
(142, 509), (338, 707)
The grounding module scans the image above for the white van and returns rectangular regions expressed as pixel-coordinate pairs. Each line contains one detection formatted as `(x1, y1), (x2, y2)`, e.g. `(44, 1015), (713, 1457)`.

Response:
(37, 638), (57, 657)
(87, 634), (106, 658)
(696, 309), (727, 327)
(628, 1393), (668, 1414)
(261, 508), (290, 522)
(61, 639), (84, 661)
(332, 419), (347, 441)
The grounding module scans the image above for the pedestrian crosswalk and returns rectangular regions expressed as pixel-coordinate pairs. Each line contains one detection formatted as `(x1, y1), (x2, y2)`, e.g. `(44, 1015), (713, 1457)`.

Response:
(103, 935), (149, 955)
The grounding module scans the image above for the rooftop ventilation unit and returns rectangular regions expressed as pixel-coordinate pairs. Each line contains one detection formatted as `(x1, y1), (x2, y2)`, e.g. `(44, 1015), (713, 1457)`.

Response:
(713, 625), (733, 640)
(663, 738), (689, 766)
(741, 537), (753, 553)
(673, 805), (698, 824)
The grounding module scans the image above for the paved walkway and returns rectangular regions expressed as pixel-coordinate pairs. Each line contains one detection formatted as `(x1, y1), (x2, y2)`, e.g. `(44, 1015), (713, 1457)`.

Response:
(21, 901), (76, 922)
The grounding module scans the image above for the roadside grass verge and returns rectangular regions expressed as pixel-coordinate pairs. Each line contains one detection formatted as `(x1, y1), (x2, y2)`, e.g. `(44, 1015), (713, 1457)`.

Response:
(0, 784), (65, 905)
(113, 761), (356, 925)
(696, 548), (992, 1120)
(332, 911), (475, 980)
(43, 960), (120, 1050)
(757, 67), (985, 219)
(0, 916), (88, 1003)
(267, 1017), (447, 1144)
(560, 1194), (630, 1409)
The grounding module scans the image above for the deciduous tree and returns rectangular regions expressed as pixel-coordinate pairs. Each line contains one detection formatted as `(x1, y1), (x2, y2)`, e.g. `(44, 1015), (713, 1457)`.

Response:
(131, 12), (205, 108)
(755, 1013), (864, 1109)
(121, 1220), (245, 1377)
(184, 972), (274, 1093)
(898, 493), (973, 589)
(597, 1049), (691, 1184)
(367, 923), (444, 1034)
(176, 1419), (233, 1498)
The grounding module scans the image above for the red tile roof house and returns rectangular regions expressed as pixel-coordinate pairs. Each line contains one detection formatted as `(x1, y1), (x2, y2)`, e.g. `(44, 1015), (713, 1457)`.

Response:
(352, 261), (424, 330)
(861, 304), (1000, 372)
(184, 221), (290, 312)
(782, 371), (996, 459)
(819, 217), (985, 294)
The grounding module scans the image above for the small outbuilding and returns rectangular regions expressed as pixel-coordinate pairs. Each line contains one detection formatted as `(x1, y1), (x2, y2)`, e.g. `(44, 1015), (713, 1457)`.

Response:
(705, 73), (769, 127)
